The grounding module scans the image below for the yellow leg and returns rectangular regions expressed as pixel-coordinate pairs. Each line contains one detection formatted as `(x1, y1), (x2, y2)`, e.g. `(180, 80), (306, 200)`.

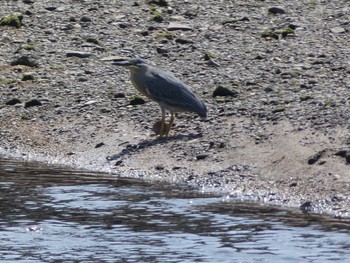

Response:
(159, 108), (166, 137)
(165, 112), (175, 136)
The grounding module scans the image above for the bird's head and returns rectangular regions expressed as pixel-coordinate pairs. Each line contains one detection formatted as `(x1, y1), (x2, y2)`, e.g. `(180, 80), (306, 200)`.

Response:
(111, 58), (146, 72)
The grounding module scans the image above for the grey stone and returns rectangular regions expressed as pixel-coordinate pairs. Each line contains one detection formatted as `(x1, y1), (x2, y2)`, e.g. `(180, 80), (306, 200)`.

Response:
(268, 6), (286, 15)
(167, 22), (193, 31)
(66, 51), (94, 58)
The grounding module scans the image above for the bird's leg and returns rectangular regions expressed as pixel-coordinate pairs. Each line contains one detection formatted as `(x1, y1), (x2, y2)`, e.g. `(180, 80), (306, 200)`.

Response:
(165, 112), (175, 137)
(159, 107), (166, 137)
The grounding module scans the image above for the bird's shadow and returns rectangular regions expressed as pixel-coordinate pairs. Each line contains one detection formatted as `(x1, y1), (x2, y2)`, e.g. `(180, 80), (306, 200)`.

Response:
(106, 132), (203, 162)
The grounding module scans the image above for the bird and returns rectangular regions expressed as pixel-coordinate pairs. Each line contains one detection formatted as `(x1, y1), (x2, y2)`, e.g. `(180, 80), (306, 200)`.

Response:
(112, 58), (207, 137)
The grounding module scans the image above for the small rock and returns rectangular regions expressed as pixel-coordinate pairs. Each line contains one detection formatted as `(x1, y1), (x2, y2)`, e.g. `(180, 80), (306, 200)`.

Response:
(80, 16), (92, 22)
(156, 47), (168, 54)
(114, 160), (123, 166)
(300, 201), (312, 212)
(155, 164), (165, 170)
(307, 150), (326, 165)
(6, 98), (21, 105)
(175, 38), (193, 44)
(118, 23), (129, 29)
(146, 0), (168, 7)
(268, 6), (286, 15)
(335, 150), (350, 164)
(114, 92), (126, 98)
(331, 27), (346, 34)
(213, 86), (238, 97)
(206, 59), (220, 67)
(86, 38), (99, 45)
(66, 51), (94, 58)
(196, 153), (208, 160)
(167, 22), (193, 31)
(129, 97), (145, 105)
(45, 7), (57, 11)
(264, 87), (274, 93)
(95, 142), (105, 148)
(24, 99), (42, 108)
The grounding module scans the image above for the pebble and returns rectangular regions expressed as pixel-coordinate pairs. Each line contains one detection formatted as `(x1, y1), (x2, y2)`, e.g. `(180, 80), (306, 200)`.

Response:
(66, 51), (94, 58)
(196, 153), (208, 160)
(95, 142), (105, 148)
(24, 99), (42, 108)
(6, 98), (22, 105)
(213, 86), (238, 97)
(330, 27), (346, 34)
(268, 6), (286, 15)
(167, 22), (193, 31)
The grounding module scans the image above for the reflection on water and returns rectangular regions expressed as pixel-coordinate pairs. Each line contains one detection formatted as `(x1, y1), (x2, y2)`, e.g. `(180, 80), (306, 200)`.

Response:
(1, 158), (350, 263)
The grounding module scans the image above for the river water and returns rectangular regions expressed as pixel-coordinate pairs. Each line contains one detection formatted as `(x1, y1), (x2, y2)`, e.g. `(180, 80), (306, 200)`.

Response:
(0, 157), (350, 263)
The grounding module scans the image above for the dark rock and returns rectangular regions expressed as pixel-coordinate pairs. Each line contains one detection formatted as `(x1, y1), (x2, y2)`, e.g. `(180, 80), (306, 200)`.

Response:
(175, 38), (193, 44)
(11, 55), (38, 67)
(140, 31), (149, 36)
(119, 23), (129, 29)
(300, 201), (312, 212)
(196, 153), (208, 160)
(66, 51), (94, 58)
(80, 16), (92, 22)
(307, 149), (326, 165)
(155, 164), (165, 170)
(288, 24), (299, 30)
(45, 7), (57, 11)
(114, 92), (126, 98)
(213, 86), (238, 97)
(264, 87), (274, 93)
(95, 142), (105, 148)
(335, 150), (350, 164)
(86, 38), (99, 45)
(222, 16), (250, 25)
(268, 6), (286, 15)
(24, 99), (42, 108)
(6, 98), (21, 105)
(156, 47), (168, 54)
(187, 175), (195, 181)
(146, 0), (168, 6)
(23, 0), (34, 4)
(129, 97), (146, 105)
(114, 160), (123, 166)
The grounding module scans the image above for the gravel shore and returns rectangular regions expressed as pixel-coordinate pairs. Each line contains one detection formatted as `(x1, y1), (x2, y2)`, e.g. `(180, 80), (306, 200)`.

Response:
(1, 0), (350, 217)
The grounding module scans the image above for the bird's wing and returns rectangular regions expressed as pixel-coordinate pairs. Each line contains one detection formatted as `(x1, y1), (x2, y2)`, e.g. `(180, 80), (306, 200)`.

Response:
(144, 69), (203, 112)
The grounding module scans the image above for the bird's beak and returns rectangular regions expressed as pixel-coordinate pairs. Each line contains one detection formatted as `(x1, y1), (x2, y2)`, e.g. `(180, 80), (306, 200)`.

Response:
(111, 60), (131, 67)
